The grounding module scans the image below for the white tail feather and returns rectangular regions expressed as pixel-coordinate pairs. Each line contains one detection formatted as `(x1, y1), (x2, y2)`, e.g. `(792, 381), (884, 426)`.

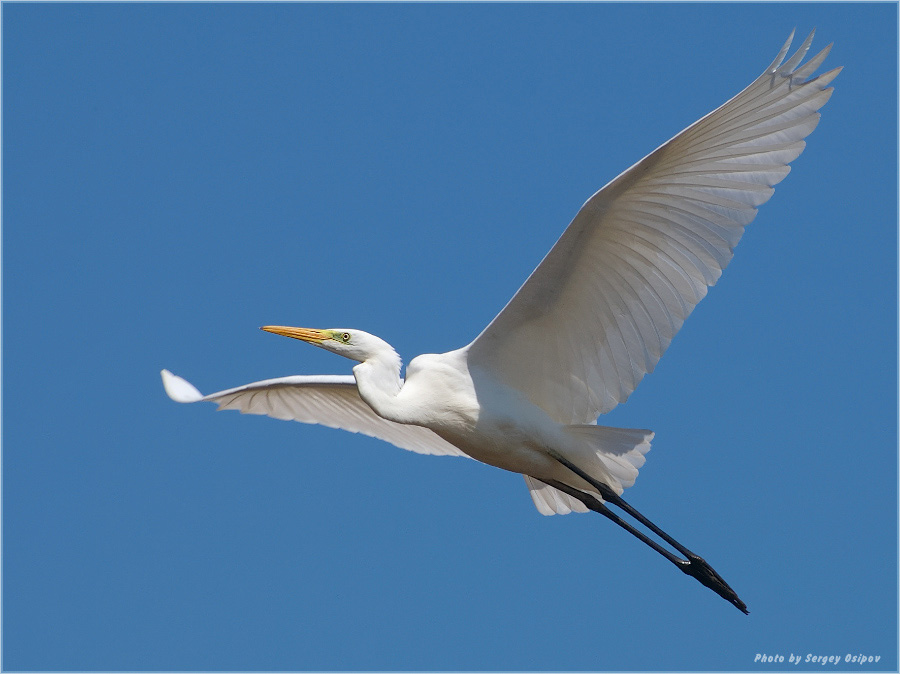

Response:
(525, 425), (654, 515)
(524, 475), (590, 515)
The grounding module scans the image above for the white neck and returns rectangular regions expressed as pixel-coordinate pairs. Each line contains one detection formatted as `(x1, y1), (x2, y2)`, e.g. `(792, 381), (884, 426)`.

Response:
(353, 348), (407, 422)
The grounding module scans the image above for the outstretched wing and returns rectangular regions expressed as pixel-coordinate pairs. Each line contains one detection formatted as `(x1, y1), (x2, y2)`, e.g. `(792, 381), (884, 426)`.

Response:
(161, 370), (469, 458)
(466, 31), (840, 424)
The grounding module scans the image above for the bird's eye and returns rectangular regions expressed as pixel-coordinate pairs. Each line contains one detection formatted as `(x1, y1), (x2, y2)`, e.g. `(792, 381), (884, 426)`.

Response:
(341, 332), (351, 343)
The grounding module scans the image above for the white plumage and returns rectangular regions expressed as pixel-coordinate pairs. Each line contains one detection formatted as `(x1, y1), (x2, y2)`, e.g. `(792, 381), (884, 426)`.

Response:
(163, 32), (839, 613)
(467, 30), (838, 424)
(162, 370), (466, 457)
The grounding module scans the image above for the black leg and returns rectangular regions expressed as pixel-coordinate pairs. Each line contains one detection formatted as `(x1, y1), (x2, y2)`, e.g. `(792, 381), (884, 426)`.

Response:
(543, 479), (684, 565)
(538, 451), (748, 614)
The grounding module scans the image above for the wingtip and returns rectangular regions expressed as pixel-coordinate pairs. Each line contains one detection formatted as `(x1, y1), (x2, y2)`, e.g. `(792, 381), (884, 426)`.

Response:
(784, 27), (797, 49)
(769, 29), (797, 72)
(161, 369), (204, 403)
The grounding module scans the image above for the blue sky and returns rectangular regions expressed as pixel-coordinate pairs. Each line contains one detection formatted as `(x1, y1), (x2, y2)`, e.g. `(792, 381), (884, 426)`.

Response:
(3, 3), (897, 671)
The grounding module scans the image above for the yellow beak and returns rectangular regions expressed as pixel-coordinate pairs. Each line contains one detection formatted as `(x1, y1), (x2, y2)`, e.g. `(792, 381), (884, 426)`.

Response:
(260, 326), (329, 344)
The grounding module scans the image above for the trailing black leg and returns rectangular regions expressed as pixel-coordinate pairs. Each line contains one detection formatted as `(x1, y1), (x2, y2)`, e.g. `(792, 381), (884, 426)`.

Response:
(539, 457), (748, 615)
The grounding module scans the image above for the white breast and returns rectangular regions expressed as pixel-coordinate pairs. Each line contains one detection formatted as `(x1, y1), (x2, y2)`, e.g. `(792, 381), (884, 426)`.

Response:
(400, 350), (480, 431)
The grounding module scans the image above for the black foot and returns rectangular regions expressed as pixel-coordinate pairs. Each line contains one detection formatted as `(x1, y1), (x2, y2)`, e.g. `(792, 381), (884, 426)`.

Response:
(541, 474), (749, 614)
(678, 552), (749, 614)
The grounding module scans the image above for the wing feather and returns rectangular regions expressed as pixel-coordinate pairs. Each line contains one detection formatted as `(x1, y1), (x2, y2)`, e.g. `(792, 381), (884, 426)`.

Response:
(466, 31), (839, 423)
(161, 370), (468, 458)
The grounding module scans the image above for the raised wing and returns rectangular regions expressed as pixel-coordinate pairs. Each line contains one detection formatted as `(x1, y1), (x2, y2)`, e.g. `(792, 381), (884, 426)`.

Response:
(466, 31), (840, 424)
(161, 369), (469, 458)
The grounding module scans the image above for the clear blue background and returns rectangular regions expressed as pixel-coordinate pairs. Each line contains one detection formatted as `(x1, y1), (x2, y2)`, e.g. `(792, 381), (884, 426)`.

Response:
(4, 3), (897, 671)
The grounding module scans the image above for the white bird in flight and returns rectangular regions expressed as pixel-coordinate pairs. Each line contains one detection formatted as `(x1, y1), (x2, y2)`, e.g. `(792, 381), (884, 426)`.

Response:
(163, 31), (839, 614)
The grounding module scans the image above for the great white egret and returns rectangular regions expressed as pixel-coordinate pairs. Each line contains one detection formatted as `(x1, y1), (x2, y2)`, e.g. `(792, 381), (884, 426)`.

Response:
(163, 31), (839, 614)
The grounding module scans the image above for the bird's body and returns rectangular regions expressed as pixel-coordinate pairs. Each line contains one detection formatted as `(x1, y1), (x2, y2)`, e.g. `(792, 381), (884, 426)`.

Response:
(412, 356), (647, 502)
(163, 31), (840, 613)
(397, 349), (584, 490)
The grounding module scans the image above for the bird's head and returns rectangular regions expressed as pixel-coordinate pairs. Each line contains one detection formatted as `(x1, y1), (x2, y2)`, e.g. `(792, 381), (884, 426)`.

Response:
(260, 326), (395, 364)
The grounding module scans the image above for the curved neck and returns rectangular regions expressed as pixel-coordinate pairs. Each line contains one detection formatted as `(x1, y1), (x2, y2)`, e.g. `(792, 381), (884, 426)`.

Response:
(353, 349), (407, 422)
